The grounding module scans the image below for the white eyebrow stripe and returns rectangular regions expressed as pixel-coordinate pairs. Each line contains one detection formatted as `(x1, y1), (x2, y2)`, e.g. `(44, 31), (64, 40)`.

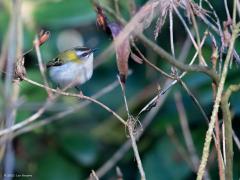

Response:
(76, 50), (83, 56)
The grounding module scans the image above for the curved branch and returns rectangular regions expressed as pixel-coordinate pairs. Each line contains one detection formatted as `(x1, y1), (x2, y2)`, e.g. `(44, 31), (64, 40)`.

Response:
(138, 34), (219, 84)
(0, 77), (127, 137)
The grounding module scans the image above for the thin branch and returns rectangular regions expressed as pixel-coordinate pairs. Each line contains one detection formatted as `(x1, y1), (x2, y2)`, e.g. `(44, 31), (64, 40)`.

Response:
(188, 2), (207, 66)
(118, 73), (145, 179)
(95, 78), (171, 178)
(13, 79), (120, 137)
(138, 34), (219, 84)
(118, 76), (130, 116)
(221, 83), (240, 180)
(90, 170), (99, 180)
(174, 92), (200, 171)
(99, 2), (219, 83)
(137, 31), (208, 116)
(197, 13), (240, 179)
(224, 0), (231, 20)
(0, 77), (127, 137)
(233, 129), (240, 151)
(166, 126), (193, 169)
(169, 6), (175, 59)
(34, 35), (53, 97)
(128, 120), (146, 180)
(173, 5), (198, 51)
(178, 79), (209, 124)
(114, 0), (120, 17)
(131, 42), (174, 80)
(2, 0), (23, 177)
(94, 27), (193, 179)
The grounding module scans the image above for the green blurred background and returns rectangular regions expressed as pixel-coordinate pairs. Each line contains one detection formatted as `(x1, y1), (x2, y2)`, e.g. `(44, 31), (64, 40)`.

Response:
(0, 0), (239, 179)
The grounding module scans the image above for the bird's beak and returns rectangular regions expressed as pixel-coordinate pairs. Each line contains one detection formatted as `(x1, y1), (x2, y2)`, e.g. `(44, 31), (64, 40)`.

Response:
(91, 48), (99, 53)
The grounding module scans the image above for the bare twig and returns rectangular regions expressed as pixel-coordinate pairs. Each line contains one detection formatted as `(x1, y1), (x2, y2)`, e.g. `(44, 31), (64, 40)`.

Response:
(118, 74), (145, 179)
(137, 31), (209, 116)
(138, 34), (219, 84)
(174, 92), (200, 171)
(173, 5), (198, 51)
(118, 76), (130, 116)
(197, 3), (240, 177)
(221, 83), (240, 180)
(188, 2), (207, 66)
(34, 35), (53, 97)
(233, 129), (240, 151)
(116, 166), (124, 180)
(169, 6), (175, 59)
(94, 29), (192, 179)
(90, 170), (99, 180)
(95, 79), (170, 178)
(0, 76), (127, 138)
(178, 79), (209, 124)
(224, 0), (231, 21)
(131, 42), (174, 80)
(2, 0), (22, 177)
(13, 79), (121, 137)
(128, 120), (146, 180)
(166, 126), (192, 168)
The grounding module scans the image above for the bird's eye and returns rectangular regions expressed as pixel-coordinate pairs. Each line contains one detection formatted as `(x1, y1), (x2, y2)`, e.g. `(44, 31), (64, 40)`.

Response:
(81, 52), (89, 57)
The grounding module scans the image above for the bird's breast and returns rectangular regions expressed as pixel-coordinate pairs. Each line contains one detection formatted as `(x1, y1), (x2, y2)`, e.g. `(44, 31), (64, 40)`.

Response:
(49, 58), (93, 87)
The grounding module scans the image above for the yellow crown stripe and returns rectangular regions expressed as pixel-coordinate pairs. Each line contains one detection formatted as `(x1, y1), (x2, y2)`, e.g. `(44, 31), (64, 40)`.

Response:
(60, 51), (83, 63)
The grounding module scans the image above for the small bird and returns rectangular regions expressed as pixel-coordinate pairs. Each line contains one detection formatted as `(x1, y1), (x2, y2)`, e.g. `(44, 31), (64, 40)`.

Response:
(47, 46), (96, 89)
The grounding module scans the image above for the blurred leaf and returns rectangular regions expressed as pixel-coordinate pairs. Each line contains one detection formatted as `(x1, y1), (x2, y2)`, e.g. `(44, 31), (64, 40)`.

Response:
(36, 151), (81, 180)
(58, 132), (98, 166)
(0, 8), (9, 41)
(143, 137), (191, 180)
(33, 0), (95, 28)
(20, 70), (48, 102)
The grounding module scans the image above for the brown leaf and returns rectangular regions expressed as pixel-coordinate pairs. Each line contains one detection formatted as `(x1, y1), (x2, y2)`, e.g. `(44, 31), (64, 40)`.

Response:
(35, 30), (50, 46)
(94, 2), (112, 36)
(108, 23), (131, 84)
(93, 3), (131, 84)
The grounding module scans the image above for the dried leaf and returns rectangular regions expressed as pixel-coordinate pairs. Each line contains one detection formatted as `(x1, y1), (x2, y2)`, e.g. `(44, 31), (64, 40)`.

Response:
(94, 4), (131, 84)
(35, 30), (50, 46)
(94, 3), (108, 31)
(108, 22), (131, 84)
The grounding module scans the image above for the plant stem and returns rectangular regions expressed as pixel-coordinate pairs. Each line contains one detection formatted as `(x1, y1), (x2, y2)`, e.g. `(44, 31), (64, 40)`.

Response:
(197, 22), (240, 180)
(221, 83), (240, 180)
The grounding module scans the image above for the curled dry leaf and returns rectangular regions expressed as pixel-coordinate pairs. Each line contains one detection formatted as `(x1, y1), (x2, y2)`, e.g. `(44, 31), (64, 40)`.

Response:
(94, 1), (162, 83)
(108, 22), (131, 84)
(94, 3), (131, 84)
(94, 2), (109, 32)
(34, 30), (50, 47)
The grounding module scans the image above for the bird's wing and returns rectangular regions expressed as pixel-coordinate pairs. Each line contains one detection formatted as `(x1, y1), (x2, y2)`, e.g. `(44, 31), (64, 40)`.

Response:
(46, 57), (63, 68)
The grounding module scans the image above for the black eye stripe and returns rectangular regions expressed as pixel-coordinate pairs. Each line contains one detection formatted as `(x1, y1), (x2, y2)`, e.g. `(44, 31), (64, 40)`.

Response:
(75, 47), (90, 51)
(81, 52), (89, 57)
